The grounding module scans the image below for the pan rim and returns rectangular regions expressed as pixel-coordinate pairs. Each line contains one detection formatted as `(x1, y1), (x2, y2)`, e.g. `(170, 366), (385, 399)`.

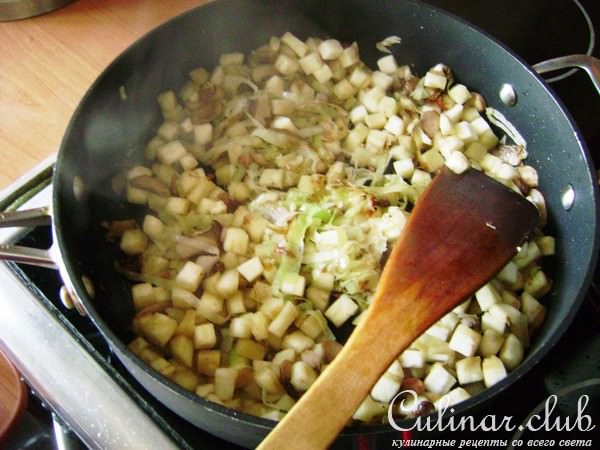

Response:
(51, 0), (600, 444)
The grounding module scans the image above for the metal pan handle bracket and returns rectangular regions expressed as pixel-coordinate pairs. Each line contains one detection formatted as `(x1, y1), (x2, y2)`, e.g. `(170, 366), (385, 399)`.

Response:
(533, 54), (600, 96)
(0, 206), (58, 270)
(0, 205), (87, 314)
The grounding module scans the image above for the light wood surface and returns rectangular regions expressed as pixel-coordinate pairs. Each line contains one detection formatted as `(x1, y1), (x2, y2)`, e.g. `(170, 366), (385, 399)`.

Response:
(0, 0), (208, 190)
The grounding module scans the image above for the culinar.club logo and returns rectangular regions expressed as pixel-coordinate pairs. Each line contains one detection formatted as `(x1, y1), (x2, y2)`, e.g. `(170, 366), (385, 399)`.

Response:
(384, 378), (599, 449)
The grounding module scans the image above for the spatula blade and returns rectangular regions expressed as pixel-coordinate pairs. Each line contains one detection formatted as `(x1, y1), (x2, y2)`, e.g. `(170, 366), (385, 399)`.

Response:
(380, 167), (540, 311)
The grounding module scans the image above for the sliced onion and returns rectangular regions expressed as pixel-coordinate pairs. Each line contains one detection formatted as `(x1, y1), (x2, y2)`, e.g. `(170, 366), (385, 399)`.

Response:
(134, 300), (171, 318)
(376, 35), (402, 53)
(297, 125), (324, 138)
(486, 107), (527, 148)
(175, 234), (220, 258)
(195, 254), (220, 273)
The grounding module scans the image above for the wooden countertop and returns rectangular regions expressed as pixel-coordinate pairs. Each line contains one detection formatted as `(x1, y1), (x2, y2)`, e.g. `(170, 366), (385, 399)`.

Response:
(0, 0), (208, 190)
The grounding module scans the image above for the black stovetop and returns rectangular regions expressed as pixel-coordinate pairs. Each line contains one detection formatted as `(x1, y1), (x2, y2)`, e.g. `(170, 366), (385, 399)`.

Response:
(4, 1), (600, 449)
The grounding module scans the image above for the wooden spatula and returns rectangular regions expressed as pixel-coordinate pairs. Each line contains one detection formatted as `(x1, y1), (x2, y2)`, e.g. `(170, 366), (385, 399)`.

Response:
(258, 167), (539, 450)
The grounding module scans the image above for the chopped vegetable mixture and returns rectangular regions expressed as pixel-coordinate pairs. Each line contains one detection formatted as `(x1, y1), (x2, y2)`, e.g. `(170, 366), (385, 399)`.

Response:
(108, 32), (554, 423)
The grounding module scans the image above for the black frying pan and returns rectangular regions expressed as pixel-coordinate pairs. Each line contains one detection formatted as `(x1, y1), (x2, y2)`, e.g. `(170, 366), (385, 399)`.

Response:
(11, 0), (600, 447)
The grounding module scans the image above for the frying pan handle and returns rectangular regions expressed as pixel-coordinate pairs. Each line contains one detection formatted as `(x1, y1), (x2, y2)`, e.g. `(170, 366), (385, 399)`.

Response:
(533, 54), (600, 96)
(0, 206), (51, 227)
(0, 206), (58, 269)
(0, 244), (57, 269)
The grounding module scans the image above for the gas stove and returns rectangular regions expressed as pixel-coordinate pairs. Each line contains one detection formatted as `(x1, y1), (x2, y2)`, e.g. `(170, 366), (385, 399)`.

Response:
(0, 1), (599, 449)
